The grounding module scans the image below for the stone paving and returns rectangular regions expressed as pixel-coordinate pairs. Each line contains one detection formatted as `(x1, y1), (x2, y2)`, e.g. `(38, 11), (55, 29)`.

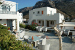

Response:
(25, 30), (75, 50)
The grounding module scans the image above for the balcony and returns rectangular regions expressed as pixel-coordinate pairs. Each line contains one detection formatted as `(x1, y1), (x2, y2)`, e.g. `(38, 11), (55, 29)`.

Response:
(0, 11), (17, 14)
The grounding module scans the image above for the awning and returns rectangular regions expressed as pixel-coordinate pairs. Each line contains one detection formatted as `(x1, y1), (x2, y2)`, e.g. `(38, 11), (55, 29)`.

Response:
(59, 24), (75, 26)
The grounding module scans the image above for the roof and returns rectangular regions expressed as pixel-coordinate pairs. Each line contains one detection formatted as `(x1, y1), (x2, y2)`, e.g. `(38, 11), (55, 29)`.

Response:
(59, 24), (75, 26)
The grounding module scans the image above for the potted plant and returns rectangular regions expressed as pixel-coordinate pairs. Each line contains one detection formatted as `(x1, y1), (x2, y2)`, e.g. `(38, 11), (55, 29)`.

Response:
(4, 23), (6, 25)
(8, 27), (10, 30)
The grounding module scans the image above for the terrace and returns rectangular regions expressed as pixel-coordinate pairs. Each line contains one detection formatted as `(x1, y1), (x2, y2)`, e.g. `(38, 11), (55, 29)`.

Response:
(15, 28), (75, 50)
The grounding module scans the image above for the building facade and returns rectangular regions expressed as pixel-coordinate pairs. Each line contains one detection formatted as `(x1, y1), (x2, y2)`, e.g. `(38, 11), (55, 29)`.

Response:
(0, 1), (23, 31)
(28, 7), (64, 28)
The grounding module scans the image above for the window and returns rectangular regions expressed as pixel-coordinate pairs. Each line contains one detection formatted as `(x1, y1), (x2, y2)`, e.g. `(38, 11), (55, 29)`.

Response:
(37, 11), (40, 14)
(33, 12), (35, 14)
(50, 21), (54, 25)
(2, 5), (10, 11)
(39, 21), (41, 24)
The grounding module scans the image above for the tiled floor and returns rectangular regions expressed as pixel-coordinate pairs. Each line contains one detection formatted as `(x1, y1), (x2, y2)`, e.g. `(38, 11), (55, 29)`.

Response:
(25, 30), (75, 50)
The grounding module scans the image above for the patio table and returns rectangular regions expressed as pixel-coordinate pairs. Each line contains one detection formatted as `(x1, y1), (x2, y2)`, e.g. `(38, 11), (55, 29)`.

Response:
(28, 36), (41, 47)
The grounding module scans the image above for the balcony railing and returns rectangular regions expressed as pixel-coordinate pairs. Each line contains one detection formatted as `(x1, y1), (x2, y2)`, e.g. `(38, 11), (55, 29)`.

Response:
(0, 11), (17, 14)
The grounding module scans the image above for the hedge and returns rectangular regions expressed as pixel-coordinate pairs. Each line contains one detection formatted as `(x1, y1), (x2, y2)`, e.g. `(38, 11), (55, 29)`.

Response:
(0, 29), (34, 50)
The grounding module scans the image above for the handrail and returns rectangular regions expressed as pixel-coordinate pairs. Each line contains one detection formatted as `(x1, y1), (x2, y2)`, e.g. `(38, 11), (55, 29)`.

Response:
(0, 11), (17, 14)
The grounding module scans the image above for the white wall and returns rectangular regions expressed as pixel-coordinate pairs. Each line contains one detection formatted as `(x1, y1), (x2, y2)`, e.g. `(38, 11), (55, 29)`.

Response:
(64, 22), (75, 30)
(29, 7), (65, 29)
(10, 4), (16, 11)
(0, 14), (18, 19)
(29, 7), (47, 20)
(47, 7), (56, 15)
(59, 13), (64, 23)
(17, 12), (23, 23)
(0, 19), (7, 26)
(0, 1), (16, 12)
(12, 19), (16, 30)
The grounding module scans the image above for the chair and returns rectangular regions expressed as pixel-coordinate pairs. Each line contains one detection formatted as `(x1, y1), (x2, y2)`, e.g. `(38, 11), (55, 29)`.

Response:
(72, 31), (75, 42)
(36, 26), (39, 31)
(64, 29), (70, 36)
(38, 26), (43, 32)
(43, 27), (47, 32)
(24, 35), (29, 42)
(38, 44), (50, 50)
(39, 37), (46, 45)
(19, 31), (25, 38)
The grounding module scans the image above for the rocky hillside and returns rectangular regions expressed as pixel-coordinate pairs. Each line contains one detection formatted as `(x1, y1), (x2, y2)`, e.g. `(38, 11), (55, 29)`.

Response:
(55, 2), (75, 20)
(18, 1), (75, 21)
(19, 7), (33, 19)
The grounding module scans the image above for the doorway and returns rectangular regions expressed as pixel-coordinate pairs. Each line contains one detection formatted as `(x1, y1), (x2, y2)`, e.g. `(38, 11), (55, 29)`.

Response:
(47, 21), (49, 27)
(7, 19), (13, 30)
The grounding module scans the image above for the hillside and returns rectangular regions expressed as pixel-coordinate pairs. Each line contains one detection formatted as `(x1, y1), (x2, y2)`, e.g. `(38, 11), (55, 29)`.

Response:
(18, 1), (75, 21)
(55, 2), (75, 20)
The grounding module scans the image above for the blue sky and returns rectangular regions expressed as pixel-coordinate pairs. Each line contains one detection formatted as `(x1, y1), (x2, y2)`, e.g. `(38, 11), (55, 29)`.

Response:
(7, 0), (41, 9)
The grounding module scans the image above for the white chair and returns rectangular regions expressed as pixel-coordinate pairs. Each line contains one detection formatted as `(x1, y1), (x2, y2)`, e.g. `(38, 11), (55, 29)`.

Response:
(19, 31), (25, 38)
(39, 37), (46, 45)
(64, 29), (70, 36)
(28, 36), (33, 43)
(38, 44), (50, 50)
(38, 26), (43, 32)
(24, 35), (29, 39)
(24, 35), (29, 42)
(43, 27), (47, 32)
(36, 26), (39, 31)
(72, 31), (75, 42)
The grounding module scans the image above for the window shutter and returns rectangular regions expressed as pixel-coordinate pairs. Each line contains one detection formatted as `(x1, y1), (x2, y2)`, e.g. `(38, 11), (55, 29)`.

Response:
(42, 11), (43, 14)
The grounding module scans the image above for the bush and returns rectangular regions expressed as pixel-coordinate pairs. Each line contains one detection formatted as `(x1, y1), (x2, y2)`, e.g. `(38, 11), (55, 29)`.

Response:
(25, 22), (38, 31)
(0, 29), (34, 50)
(0, 24), (8, 29)
(25, 25), (31, 29)
(19, 23), (26, 28)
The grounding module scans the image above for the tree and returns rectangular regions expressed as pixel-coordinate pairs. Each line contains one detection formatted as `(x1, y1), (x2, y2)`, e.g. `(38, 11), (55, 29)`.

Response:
(0, 25), (34, 50)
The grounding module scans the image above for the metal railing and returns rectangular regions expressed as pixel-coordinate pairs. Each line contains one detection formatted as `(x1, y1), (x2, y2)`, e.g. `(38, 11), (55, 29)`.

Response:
(0, 11), (17, 14)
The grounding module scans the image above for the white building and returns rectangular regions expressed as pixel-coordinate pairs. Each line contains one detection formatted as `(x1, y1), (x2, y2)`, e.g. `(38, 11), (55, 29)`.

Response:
(28, 7), (64, 28)
(0, 1), (23, 31)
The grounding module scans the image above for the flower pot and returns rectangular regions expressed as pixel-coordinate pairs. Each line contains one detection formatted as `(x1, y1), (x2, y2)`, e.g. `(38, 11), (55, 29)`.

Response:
(8, 28), (10, 30)
(4, 24), (6, 25)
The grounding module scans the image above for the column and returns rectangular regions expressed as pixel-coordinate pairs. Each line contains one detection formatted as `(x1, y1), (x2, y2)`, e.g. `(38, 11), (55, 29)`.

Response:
(44, 20), (46, 26)
(36, 19), (37, 23)
(17, 19), (19, 31)
(12, 19), (16, 30)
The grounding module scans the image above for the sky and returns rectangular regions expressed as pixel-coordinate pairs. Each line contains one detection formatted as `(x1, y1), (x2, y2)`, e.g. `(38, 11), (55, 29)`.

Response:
(7, 0), (41, 9)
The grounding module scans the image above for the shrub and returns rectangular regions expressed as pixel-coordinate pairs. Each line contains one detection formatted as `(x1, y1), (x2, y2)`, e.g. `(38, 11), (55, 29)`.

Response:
(0, 29), (34, 50)
(0, 24), (8, 29)
(19, 23), (26, 28)
(25, 22), (38, 31)
(25, 25), (31, 29)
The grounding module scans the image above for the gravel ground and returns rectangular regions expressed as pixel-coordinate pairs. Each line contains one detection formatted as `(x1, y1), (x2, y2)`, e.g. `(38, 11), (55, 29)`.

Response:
(24, 30), (75, 50)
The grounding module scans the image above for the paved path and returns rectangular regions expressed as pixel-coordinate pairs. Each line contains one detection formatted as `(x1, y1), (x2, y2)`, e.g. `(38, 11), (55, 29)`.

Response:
(25, 30), (75, 50)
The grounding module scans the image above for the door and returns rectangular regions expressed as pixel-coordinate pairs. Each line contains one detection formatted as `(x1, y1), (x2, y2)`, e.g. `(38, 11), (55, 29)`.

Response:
(42, 21), (44, 26)
(7, 20), (12, 30)
(47, 21), (49, 27)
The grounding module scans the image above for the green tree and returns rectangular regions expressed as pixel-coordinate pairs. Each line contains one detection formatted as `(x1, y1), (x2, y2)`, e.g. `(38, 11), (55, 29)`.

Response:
(0, 27), (34, 50)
